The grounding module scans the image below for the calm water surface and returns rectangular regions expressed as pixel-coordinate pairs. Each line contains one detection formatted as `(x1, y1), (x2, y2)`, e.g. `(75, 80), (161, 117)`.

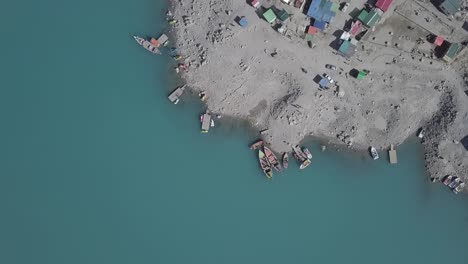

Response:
(1, 0), (468, 263)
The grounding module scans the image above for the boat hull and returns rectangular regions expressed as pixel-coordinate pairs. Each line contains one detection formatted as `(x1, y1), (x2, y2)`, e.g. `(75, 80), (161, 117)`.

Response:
(264, 146), (281, 172)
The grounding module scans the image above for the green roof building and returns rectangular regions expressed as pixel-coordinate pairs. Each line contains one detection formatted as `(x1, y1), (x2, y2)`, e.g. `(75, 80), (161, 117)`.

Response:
(263, 9), (277, 23)
(357, 10), (369, 22)
(278, 9), (290, 21)
(330, 3), (340, 13)
(362, 10), (381, 27)
(439, 0), (461, 15)
(443, 43), (461, 63)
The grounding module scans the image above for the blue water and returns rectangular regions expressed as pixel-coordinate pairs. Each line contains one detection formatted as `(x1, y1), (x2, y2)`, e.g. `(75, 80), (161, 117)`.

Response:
(1, 0), (468, 263)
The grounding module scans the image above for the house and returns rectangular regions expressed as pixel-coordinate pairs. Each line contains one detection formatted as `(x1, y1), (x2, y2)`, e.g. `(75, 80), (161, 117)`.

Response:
(375, 0), (393, 12)
(313, 20), (327, 31)
(238, 17), (249, 28)
(305, 26), (317, 41)
(350, 20), (363, 37)
(338, 40), (357, 58)
(307, 0), (337, 23)
(251, 0), (261, 8)
(278, 9), (290, 21)
(263, 8), (277, 23)
(443, 43), (461, 63)
(438, 0), (461, 15)
(358, 9), (382, 28)
(434, 36), (445, 46)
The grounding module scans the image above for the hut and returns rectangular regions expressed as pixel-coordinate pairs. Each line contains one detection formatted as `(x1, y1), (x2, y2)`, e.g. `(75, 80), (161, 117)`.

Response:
(263, 8), (277, 23)
(438, 0), (461, 16)
(434, 36), (445, 46)
(443, 43), (461, 63)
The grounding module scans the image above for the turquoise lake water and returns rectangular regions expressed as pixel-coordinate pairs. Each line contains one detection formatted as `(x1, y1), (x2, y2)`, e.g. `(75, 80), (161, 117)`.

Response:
(1, 0), (468, 263)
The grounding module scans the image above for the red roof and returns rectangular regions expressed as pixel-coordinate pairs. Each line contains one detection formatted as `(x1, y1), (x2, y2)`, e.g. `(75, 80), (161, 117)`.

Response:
(434, 36), (445, 46)
(375, 0), (393, 12)
(251, 0), (260, 7)
(307, 26), (318, 35)
(350, 21), (362, 36)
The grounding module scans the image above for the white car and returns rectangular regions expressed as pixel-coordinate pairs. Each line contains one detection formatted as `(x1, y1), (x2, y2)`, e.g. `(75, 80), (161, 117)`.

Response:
(324, 73), (335, 84)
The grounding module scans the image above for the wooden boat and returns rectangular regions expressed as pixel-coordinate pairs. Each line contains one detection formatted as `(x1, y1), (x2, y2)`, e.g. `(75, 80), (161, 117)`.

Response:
(133, 36), (161, 54)
(443, 175), (454, 186)
(282, 152), (289, 169)
(292, 145), (307, 161)
(302, 147), (312, 159)
(250, 140), (264, 150)
(300, 159), (311, 169)
(263, 146), (282, 172)
(258, 150), (273, 180)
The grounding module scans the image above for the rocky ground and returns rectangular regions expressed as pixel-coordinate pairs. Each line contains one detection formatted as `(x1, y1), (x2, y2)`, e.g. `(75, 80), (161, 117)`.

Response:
(167, 0), (468, 185)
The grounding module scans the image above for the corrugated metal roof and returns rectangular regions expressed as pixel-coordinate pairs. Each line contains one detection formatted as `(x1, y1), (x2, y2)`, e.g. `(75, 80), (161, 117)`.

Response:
(263, 9), (277, 23)
(440, 0), (461, 15)
(362, 10), (381, 27)
(357, 10), (369, 22)
(446, 43), (460, 58)
(375, 0), (393, 12)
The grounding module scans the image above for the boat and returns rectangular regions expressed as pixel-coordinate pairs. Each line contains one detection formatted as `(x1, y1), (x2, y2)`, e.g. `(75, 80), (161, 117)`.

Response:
(210, 119), (215, 127)
(417, 128), (425, 139)
(299, 159), (311, 169)
(263, 146), (282, 172)
(258, 150), (273, 180)
(282, 153), (289, 169)
(302, 147), (312, 159)
(369, 147), (379, 160)
(250, 140), (264, 150)
(167, 86), (185, 104)
(443, 175), (454, 186)
(168, 19), (178, 24)
(133, 36), (161, 54)
(454, 182), (465, 194)
(200, 113), (211, 133)
(448, 177), (461, 189)
(292, 145), (307, 161)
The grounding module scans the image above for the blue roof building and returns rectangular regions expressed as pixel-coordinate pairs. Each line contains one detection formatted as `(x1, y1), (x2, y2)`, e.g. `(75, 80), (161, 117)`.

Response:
(307, 0), (337, 23)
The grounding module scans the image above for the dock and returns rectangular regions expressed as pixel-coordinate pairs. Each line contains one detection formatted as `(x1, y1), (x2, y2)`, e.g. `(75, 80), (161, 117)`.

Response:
(389, 144), (398, 164)
(168, 86), (185, 104)
(201, 113), (211, 133)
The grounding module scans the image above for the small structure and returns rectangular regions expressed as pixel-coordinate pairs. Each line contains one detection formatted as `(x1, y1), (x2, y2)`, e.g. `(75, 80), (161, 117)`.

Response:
(434, 36), (445, 46)
(305, 26), (317, 41)
(157, 34), (169, 46)
(356, 70), (368, 80)
(438, 0), (461, 16)
(201, 113), (212, 133)
(278, 9), (290, 21)
(313, 20), (327, 31)
(338, 40), (357, 58)
(150, 38), (160, 47)
(389, 144), (398, 164)
(350, 20), (363, 37)
(251, 0), (261, 8)
(319, 78), (330, 89)
(375, 0), (393, 12)
(307, 0), (337, 23)
(443, 43), (461, 63)
(294, 0), (306, 10)
(263, 8), (277, 23)
(168, 86), (185, 104)
(238, 16), (249, 28)
(361, 9), (382, 28)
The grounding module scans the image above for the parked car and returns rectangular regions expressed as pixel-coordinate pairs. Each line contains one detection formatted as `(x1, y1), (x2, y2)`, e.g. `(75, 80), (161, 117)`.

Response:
(324, 73), (335, 84)
(341, 2), (350, 12)
(325, 64), (337, 70)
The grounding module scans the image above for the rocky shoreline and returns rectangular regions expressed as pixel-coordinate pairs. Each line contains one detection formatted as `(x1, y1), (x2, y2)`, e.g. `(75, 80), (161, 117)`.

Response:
(167, 0), (468, 189)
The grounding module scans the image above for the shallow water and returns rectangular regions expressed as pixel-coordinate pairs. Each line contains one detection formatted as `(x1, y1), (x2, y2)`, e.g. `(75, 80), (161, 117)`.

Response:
(1, 0), (468, 263)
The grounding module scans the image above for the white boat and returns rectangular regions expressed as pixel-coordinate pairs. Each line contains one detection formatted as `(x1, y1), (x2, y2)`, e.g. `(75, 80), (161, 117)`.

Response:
(210, 119), (215, 127)
(370, 147), (379, 160)
(302, 147), (312, 159)
(133, 35), (161, 54)
(417, 128), (424, 139)
(299, 159), (311, 169)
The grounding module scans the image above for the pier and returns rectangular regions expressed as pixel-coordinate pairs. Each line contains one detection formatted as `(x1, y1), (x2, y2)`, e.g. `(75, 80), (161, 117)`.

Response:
(168, 86), (185, 104)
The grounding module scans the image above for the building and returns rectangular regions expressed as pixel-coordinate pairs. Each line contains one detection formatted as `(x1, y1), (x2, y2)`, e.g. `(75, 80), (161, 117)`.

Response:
(263, 8), (277, 23)
(307, 0), (337, 23)
(313, 20), (327, 31)
(358, 9), (382, 28)
(443, 43), (461, 63)
(278, 9), (290, 21)
(251, 0), (261, 8)
(438, 0), (461, 15)
(434, 36), (445, 46)
(305, 26), (317, 41)
(338, 40), (357, 58)
(375, 0), (393, 12)
(238, 17), (249, 28)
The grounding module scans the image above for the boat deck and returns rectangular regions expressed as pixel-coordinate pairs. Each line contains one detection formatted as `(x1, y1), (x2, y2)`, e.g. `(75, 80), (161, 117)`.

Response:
(168, 86), (185, 103)
(389, 144), (398, 164)
(201, 114), (211, 133)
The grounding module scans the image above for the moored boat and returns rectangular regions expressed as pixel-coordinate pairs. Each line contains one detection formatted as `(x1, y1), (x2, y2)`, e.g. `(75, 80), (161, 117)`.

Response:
(282, 152), (289, 169)
(292, 145), (307, 161)
(454, 182), (465, 194)
(299, 159), (311, 169)
(302, 147), (312, 159)
(133, 35), (161, 54)
(250, 140), (264, 150)
(264, 146), (282, 172)
(369, 147), (379, 160)
(448, 177), (461, 189)
(443, 175), (454, 186)
(258, 150), (273, 180)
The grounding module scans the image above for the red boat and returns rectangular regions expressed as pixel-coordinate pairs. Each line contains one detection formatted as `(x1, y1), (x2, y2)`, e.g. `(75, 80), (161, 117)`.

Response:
(250, 140), (264, 150)
(263, 146), (282, 172)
